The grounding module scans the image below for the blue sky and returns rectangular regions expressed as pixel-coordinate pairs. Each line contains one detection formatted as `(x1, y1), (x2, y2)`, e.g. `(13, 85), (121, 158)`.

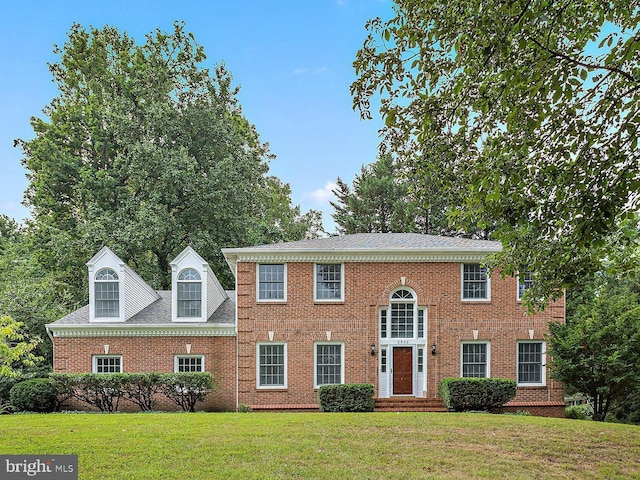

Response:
(0, 0), (393, 232)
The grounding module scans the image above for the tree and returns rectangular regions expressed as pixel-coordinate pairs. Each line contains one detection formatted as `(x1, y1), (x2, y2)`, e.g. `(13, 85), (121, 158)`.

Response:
(548, 276), (640, 421)
(0, 315), (43, 377)
(18, 22), (319, 292)
(352, 1), (640, 306)
(331, 154), (446, 234)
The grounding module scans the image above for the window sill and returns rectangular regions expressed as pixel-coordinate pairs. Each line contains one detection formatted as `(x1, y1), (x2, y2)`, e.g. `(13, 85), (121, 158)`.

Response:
(313, 300), (345, 305)
(516, 384), (547, 389)
(256, 386), (288, 391)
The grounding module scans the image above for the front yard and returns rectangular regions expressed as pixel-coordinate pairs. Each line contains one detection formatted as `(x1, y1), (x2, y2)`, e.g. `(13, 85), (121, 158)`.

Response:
(1, 412), (638, 479)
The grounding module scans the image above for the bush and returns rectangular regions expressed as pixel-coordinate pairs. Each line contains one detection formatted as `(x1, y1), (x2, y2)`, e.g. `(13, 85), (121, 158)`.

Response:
(439, 378), (517, 412)
(566, 404), (592, 420)
(122, 373), (164, 411)
(10, 378), (59, 413)
(159, 372), (214, 412)
(318, 384), (374, 412)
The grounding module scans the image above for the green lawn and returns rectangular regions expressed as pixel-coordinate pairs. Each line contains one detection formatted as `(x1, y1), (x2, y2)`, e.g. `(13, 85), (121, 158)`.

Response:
(1, 412), (638, 479)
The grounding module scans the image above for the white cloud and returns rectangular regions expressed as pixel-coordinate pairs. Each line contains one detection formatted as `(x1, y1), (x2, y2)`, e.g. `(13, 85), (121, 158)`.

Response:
(306, 181), (337, 205)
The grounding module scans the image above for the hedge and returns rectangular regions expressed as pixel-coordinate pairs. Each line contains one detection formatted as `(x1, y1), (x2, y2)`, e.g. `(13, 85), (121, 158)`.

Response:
(51, 372), (214, 412)
(318, 384), (374, 412)
(10, 378), (59, 413)
(439, 378), (517, 412)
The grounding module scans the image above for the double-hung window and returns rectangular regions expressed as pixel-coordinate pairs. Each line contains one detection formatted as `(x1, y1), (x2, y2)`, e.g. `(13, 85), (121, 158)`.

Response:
(93, 355), (122, 373)
(518, 269), (534, 301)
(315, 343), (343, 388)
(257, 343), (287, 388)
(95, 268), (119, 317)
(517, 341), (545, 385)
(461, 342), (489, 378)
(177, 268), (202, 317)
(175, 355), (204, 372)
(462, 263), (489, 300)
(315, 264), (343, 301)
(258, 264), (286, 301)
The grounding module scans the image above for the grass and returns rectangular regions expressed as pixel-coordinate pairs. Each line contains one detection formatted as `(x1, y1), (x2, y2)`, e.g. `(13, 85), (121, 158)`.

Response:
(1, 412), (639, 479)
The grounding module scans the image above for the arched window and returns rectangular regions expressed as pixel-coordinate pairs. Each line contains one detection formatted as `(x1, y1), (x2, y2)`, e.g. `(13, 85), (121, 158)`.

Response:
(177, 268), (202, 317)
(95, 268), (119, 317)
(390, 288), (415, 338)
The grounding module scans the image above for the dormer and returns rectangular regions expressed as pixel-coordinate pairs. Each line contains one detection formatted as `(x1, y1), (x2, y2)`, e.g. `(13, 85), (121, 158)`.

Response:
(170, 247), (228, 323)
(87, 246), (160, 323)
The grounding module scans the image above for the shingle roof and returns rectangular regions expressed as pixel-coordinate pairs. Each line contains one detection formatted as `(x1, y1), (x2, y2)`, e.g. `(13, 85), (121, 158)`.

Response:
(50, 290), (236, 326)
(224, 233), (501, 253)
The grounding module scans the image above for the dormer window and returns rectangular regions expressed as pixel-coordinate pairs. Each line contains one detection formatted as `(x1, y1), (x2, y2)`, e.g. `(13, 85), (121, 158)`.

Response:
(95, 268), (119, 317)
(177, 268), (202, 317)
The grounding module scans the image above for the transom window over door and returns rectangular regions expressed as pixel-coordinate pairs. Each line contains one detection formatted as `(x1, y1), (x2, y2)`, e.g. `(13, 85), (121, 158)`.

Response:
(177, 268), (202, 317)
(391, 289), (415, 338)
(315, 264), (343, 301)
(95, 268), (119, 317)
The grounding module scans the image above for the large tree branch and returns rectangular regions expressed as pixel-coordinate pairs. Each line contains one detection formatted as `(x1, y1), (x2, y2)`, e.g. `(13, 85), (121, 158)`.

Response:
(528, 36), (637, 83)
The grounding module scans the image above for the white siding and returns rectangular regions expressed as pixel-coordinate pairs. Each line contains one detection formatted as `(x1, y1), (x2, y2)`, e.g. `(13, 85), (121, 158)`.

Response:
(123, 265), (161, 320)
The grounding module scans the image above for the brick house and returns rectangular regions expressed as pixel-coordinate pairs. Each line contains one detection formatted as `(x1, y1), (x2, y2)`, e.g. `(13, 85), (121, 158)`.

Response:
(47, 233), (566, 416)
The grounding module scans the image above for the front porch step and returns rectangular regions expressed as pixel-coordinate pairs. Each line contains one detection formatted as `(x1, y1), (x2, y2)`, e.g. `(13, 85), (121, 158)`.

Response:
(374, 397), (449, 413)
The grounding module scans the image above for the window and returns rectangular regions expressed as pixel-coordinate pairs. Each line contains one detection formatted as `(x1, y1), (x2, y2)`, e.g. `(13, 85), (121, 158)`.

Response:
(391, 289), (415, 338)
(462, 264), (489, 300)
(418, 308), (425, 339)
(417, 348), (424, 373)
(379, 309), (388, 339)
(380, 348), (387, 373)
(93, 355), (122, 373)
(175, 355), (204, 372)
(258, 264), (286, 301)
(257, 343), (287, 388)
(461, 342), (489, 378)
(518, 342), (545, 385)
(518, 269), (534, 301)
(177, 268), (202, 317)
(95, 268), (119, 317)
(315, 264), (343, 301)
(315, 343), (343, 387)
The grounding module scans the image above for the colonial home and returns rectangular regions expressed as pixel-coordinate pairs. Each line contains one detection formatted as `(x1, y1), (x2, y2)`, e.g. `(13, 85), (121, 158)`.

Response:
(47, 233), (566, 416)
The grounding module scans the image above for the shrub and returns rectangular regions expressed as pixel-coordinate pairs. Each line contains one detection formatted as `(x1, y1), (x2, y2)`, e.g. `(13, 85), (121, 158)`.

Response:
(237, 403), (252, 413)
(566, 404), (592, 420)
(121, 373), (164, 412)
(10, 378), (59, 413)
(159, 372), (214, 412)
(318, 384), (374, 412)
(439, 378), (516, 412)
(68, 373), (127, 412)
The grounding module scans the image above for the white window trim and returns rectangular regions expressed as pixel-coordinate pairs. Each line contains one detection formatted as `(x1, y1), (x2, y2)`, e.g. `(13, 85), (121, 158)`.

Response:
(176, 268), (203, 319)
(314, 342), (345, 389)
(256, 343), (288, 389)
(460, 341), (491, 378)
(314, 263), (344, 302)
(460, 263), (491, 302)
(92, 355), (123, 374)
(256, 263), (287, 303)
(174, 354), (205, 373)
(91, 267), (125, 322)
(516, 341), (547, 386)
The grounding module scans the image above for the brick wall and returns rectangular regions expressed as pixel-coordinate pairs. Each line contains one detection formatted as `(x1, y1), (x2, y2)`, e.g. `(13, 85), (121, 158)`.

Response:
(53, 335), (236, 411)
(237, 261), (565, 412)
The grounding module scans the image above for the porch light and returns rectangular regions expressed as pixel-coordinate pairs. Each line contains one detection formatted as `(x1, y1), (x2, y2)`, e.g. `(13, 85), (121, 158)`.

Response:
(431, 343), (437, 355)
(370, 343), (376, 356)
